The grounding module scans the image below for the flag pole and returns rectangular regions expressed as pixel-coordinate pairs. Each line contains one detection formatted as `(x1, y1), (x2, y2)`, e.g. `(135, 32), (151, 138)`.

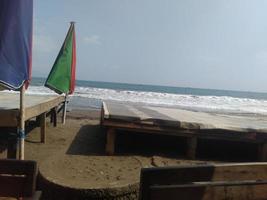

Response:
(62, 94), (67, 124)
(62, 21), (74, 125)
(19, 83), (25, 160)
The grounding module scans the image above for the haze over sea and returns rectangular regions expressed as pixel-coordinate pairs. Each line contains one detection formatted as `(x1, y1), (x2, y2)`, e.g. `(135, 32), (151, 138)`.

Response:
(17, 77), (267, 116)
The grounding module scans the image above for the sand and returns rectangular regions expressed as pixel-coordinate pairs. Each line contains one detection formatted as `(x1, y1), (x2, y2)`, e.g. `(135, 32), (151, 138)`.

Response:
(0, 109), (216, 199)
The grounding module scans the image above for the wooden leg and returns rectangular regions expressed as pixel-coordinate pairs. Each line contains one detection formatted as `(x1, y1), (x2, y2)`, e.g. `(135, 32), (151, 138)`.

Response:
(50, 110), (53, 123)
(52, 107), (57, 127)
(36, 116), (41, 127)
(186, 136), (197, 159)
(106, 128), (116, 155)
(7, 137), (17, 159)
(258, 142), (267, 161)
(40, 112), (46, 143)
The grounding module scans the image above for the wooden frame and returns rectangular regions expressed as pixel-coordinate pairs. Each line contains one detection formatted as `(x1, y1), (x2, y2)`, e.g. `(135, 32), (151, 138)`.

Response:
(0, 159), (41, 199)
(101, 103), (267, 161)
(0, 94), (65, 158)
(139, 163), (267, 200)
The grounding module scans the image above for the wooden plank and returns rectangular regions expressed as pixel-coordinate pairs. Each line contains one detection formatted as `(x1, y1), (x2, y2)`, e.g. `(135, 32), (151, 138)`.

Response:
(141, 163), (267, 184)
(0, 176), (27, 197)
(103, 101), (267, 132)
(149, 184), (267, 200)
(106, 128), (116, 155)
(103, 120), (264, 143)
(139, 163), (267, 200)
(0, 159), (37, 198)
(0, 94), (64, 128)
(0, 159), (36, 175)
(40, 112), (46, 143)
(25, 95), (65, 121)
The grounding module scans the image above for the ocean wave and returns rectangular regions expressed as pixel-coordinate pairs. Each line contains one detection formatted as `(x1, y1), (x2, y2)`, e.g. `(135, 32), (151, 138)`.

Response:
(5, 85), (262, 115)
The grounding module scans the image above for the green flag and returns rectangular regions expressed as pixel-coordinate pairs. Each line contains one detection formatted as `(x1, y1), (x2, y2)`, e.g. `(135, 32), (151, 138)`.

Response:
(45, 22), (76, 94)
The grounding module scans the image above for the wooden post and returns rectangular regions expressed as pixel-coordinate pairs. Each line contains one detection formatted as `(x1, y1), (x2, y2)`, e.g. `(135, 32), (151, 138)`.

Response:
(106, 128), (116, 155)
(258, 142), (267, 161)
(7, 137), (17, 159)
(40, 112), (46, 143)
(186, 136), (197, 159)
(62, 95), (67, 124)
(52, 107), (57, 127)
(18, 84), (25, 160)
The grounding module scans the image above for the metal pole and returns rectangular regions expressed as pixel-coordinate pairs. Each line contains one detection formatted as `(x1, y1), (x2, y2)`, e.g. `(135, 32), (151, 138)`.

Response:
(19, 84), (25, 160)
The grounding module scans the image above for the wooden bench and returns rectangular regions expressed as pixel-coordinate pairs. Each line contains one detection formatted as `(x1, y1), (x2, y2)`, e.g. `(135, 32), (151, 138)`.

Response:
(0, 159), (41, 199)
(139, 163), (267, 200)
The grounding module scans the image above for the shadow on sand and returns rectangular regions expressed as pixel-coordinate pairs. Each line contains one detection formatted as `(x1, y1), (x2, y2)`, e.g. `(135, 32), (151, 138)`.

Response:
(66, 124), (106, 155)
(66, 124), (259, 161)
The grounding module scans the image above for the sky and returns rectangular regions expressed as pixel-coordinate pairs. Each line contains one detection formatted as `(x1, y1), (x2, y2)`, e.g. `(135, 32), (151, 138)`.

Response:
(33, 0), (267, 92)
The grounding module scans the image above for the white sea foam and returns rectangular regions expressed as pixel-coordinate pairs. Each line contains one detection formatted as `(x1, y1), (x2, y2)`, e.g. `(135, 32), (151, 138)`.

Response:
(8, 85), (265, 116)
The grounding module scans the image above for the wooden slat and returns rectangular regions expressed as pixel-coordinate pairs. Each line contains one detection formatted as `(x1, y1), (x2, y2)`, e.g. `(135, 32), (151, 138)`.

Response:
(139, 163), (267, 200)
(0, 159), (36, 175)
(141, 163), (267, 185)
(150, 184), (267, 200)
(0, 159), (37, 198)
(0, 176), (26, 197)
(103, 120), (266, 143)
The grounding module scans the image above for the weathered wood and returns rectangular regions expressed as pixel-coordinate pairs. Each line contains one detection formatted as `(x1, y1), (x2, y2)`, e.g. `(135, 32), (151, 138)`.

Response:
(0, 159), (40, 199)
(25, 95), (65, 121)
(139, 163), (267, 200)
(40, 112), (46, 143)
(102, 102), (267, 161)
(149, 184), (267, 200)
(103, 120), (265, 143)
(0, 93), (65, 157)
(186, 136), (197, 159)
(0, 93), (65, 128)
(106, 128), (116, 155)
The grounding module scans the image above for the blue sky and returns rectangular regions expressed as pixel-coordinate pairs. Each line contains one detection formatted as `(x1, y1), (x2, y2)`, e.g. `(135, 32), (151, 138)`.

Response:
(33, 0), (267, 92)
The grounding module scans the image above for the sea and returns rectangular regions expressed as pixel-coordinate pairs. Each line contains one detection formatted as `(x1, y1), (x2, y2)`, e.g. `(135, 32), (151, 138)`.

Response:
(5, 77), (267, 116)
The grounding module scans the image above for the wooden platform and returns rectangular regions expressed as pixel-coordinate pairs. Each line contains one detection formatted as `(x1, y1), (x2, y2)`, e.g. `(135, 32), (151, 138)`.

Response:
(0, 92), (65, 157)
(101, 101), (267, 161)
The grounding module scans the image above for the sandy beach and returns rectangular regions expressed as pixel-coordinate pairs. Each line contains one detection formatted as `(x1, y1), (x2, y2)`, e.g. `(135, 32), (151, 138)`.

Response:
(0, 108), (223, 199)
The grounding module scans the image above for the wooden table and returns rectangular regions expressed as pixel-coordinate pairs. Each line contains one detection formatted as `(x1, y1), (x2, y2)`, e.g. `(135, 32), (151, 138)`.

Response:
(101, 101), (267, 161)
(0, 92), (65, 157)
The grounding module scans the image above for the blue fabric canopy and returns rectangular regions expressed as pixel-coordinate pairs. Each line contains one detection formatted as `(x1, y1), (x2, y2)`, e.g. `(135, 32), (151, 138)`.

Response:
(0, 0), (33, 90)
